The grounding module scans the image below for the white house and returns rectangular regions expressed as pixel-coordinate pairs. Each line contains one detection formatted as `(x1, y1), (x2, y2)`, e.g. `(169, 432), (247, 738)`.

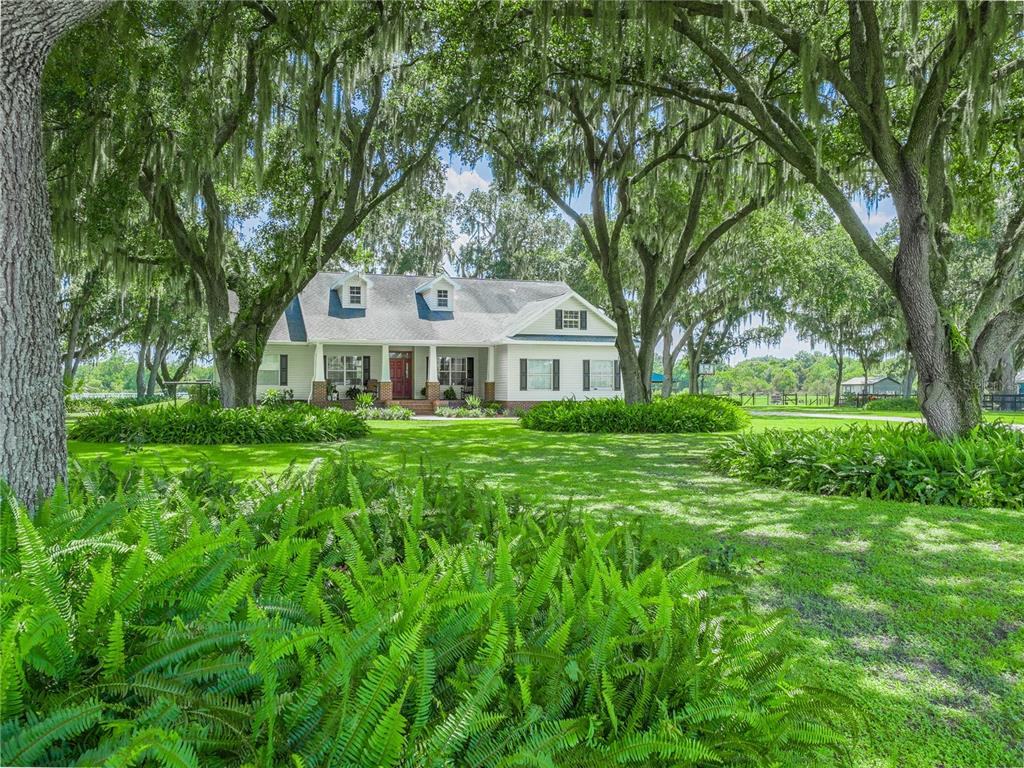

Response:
(250, 272), (621, 407)
(839, 375), (903, 395)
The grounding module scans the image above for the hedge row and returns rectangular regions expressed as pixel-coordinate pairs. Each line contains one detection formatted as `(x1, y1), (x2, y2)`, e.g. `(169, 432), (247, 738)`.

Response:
(707, 422), (1023, 508)
(67, 403), (368, 444)
(520, 394), (749, 433)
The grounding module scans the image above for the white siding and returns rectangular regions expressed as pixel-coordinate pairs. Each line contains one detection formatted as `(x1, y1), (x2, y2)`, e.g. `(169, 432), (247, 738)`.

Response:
(505, 343), (620, 401)
(256, 343), (316, 400)
(494, 345), (510, 400)
(519, 296), (616, 337)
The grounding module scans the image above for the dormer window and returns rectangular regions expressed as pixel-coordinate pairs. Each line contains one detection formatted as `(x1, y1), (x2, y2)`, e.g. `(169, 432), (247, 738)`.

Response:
(437, 289), (449, 308)
(349, 285), (362, 305)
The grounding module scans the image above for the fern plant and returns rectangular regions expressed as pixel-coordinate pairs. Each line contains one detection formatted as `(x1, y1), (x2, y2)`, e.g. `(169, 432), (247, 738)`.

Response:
(1, 457), (850, 767)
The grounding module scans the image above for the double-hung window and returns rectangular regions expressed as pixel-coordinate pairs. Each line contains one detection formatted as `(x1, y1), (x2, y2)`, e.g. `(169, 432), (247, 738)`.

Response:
(590, 360), (615, 389)
(348, 285), (362, 305)
(258, 354), (287, 386)
(326, 355), (363, 386)
(436, 288), (449, 308)
(561, 309), (580, 329)
(527, 359), (554, 390)
(439, 356), (467, 386)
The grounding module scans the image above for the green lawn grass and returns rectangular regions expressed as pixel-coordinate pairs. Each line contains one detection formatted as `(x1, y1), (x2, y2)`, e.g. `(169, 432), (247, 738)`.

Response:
(68, 417), (1024, 768)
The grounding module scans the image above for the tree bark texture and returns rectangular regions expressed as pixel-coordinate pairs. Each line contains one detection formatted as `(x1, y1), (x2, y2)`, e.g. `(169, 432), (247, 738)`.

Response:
(1, 1), (107, 508)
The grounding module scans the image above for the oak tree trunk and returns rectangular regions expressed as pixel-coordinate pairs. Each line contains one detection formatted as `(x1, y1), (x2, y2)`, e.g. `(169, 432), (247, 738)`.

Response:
(213, 346), (260, 408)
(892, 190), (982, 439)
(660, 330), (674, 398)
(1, 1), (106, 508)
(833, 353), (844, 407)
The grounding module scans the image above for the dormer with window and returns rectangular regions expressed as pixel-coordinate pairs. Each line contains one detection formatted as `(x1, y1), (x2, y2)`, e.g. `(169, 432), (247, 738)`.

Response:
(416, 275), (457, 313)
(332, 272), (372, 310)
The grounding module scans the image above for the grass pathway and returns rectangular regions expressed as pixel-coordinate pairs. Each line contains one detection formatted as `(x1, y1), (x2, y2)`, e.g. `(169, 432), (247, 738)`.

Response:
(69, 417), (1024, 768)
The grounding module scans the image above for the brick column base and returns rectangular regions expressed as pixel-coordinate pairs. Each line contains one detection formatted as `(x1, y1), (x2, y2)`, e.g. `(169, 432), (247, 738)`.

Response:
(378, 381), (393, 403)
(425, 381), (440, 401)
(312, 380), (329, 405)
(484, 381), (495, 401)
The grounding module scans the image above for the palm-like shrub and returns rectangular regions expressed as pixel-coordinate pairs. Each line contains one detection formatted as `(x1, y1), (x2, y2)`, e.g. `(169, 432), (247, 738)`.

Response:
(707, 423), (1023, 508)
(521, 395), (749, 433)
(67, 403), (368, 444)
(1, 459), (847, 767)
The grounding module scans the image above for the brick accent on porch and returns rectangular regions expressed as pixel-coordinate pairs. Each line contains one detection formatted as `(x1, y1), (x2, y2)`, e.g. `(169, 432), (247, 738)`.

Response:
(377, 381), (393, 403)
(484, 382), (495, 401)
(311, 380), (329, 405)
(425, 381), (440, 401)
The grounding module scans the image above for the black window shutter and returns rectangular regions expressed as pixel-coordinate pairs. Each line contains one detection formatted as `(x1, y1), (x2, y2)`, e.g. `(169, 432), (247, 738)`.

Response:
(362, 355), (371, 386)
(552, 359), (560, 391)
(582, 360), (590, 390)
(520, 358), (528, 390)
(323, 355), (328, 381)
(580, 310), (588, 330)
(279, 355), (288, 386)
(467, 357), (474, 384)
(614, 360), (621, 390)
(555, 309), (563, 329)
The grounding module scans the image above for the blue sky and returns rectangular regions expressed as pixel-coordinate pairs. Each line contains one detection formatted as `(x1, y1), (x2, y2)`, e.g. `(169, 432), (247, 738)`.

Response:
(441, 152), (899, 363)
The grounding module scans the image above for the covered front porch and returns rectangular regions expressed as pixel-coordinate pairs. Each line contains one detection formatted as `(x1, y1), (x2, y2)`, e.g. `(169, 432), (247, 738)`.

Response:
(308, 342), (497, 404)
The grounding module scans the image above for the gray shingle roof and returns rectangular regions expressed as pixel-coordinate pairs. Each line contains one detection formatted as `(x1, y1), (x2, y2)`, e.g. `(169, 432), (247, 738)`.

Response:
(840, 375), (899, 386)
(264, 272), (576, 344)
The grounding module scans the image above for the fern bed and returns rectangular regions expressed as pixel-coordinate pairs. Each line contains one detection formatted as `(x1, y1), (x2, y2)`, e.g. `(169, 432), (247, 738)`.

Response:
(1, 458), (845, 767)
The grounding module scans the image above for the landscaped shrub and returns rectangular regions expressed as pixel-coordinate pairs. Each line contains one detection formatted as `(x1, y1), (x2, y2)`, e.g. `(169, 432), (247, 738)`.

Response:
(863, 396), (919, 411)
(259, 388), (294, 407)
(0, 459), (847, 767)
(67, 403), (368, 444)
(521, 394), (749, 433)
(707, 423), (1024, 508)
(186, 383), (220, 407)
(355, 404), (413, 420)
(434, 396), (505, 418)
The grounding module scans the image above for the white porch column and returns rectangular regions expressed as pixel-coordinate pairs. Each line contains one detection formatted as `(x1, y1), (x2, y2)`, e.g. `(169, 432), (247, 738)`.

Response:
(313, 343), (325, 379)
(378, 344), (393, 403)
(311, 342), (327, 403)
(425, 345), (439, 401)
(484, 346), (496, 401)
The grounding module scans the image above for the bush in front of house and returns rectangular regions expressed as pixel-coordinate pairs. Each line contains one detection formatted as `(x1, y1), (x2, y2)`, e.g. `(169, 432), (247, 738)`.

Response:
(67, 403), (368, 444)
(520, 394), (750, 433)
(1, 457), (848, 768)
(706, 422), (1023, 508)
(355, 404), (413, 420)
(863, 396), (919, 411)
(434, 395), (505, 418)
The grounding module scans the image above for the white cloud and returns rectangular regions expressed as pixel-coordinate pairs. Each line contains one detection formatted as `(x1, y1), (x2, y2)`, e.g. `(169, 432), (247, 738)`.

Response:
(444, 167), (490, 197)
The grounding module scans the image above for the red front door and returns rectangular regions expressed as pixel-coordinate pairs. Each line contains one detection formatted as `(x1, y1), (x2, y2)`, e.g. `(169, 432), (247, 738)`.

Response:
(389, 352), (412, 399)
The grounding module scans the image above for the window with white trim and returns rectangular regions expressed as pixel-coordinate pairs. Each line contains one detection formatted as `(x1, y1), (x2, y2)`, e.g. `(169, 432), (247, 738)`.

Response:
(258, 354), (280, 386)
(326, 355), (363, 386)
(439, 356), (467, 386)
(436, 288), (449, 308)
(590, 360), (615, 389)
(561, 309), (580, 329)
(527, 359), (554, 389)
(348, 285), (362, 305)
